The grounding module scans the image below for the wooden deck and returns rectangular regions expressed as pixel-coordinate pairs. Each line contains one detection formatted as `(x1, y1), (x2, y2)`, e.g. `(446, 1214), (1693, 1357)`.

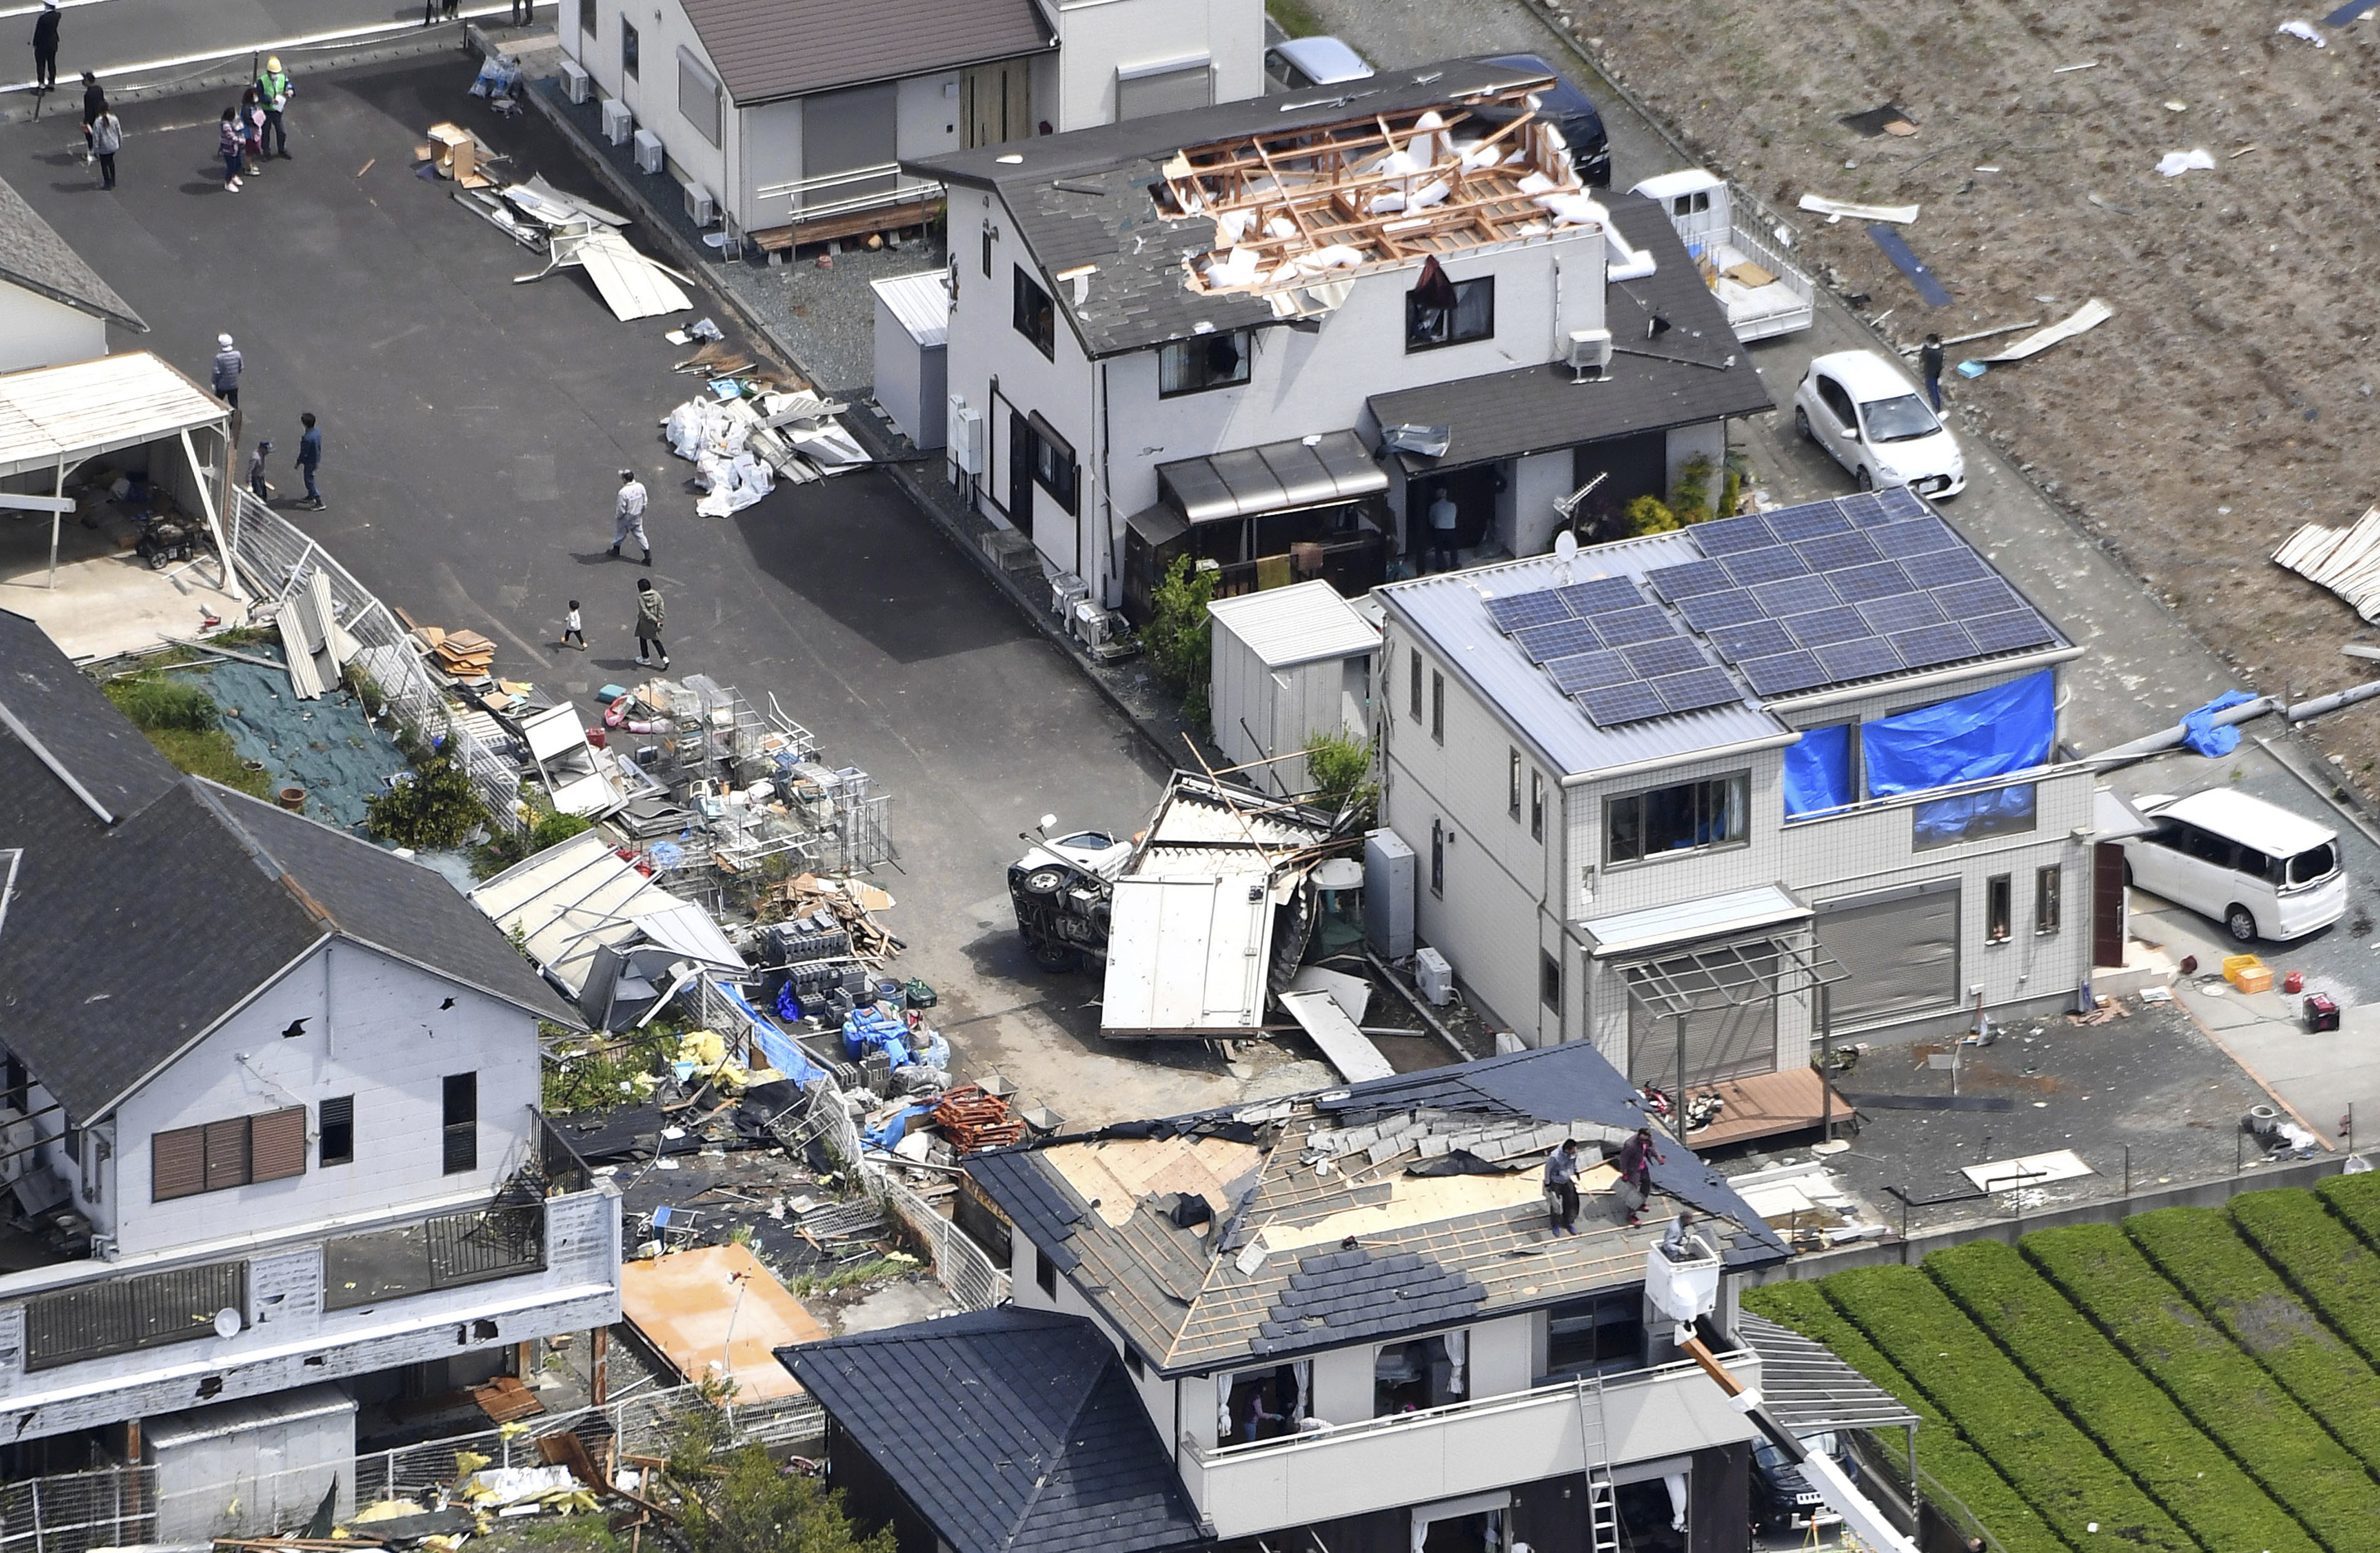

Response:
(1679, 1065), (1853, 1150)
(750, 197), (943, 257)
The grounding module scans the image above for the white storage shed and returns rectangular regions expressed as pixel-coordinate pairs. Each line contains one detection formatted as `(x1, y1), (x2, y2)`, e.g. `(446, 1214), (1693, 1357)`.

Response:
(1207, 580), (1380, 796)
(869, 271), (949, 449)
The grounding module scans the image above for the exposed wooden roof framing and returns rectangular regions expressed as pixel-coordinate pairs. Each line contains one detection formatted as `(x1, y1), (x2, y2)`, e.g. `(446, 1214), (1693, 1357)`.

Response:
(1162, 88), (1595, 296)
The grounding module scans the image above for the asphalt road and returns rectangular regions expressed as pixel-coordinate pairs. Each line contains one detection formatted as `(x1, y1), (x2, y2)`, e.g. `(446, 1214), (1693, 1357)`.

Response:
(0, 56), (1268, 1126)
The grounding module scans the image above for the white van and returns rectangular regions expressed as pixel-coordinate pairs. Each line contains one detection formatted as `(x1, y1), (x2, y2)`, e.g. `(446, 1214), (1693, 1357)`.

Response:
(2120, 789), (2346, 943)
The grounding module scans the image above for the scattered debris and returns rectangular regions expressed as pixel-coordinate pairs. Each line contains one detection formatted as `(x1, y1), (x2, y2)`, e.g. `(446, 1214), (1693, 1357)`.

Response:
(2276, 19), (2328, 45)
(1797, 193), (1920, 225)
(1977, 298), (2113, 363)
(2085, 192), (2135, 215)
(2053, 60), (2100, 72)
(2156, 148), (2216, 177)
(2274, 504), (2380, 620)
(1866, 223), (1952, 306)
(1839, 104), (1918, 137)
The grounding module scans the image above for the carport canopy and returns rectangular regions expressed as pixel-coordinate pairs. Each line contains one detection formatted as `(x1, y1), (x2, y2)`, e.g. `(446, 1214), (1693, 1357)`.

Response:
(1156, 430), (1386, 524)
(0, 352), (237, 593)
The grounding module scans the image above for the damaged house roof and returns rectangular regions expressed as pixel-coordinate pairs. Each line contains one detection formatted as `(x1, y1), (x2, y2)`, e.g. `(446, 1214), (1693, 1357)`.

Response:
(965, 1040), (1786, 1379)
(780, 1307), (1205, 1553)
(0, 611), (573, 1122)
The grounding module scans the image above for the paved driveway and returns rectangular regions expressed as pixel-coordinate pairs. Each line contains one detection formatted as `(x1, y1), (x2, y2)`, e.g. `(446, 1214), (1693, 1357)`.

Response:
(0, 57), (1297, 1125)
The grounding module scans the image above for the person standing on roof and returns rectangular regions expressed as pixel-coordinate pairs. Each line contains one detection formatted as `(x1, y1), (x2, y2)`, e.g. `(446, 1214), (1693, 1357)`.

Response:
(634, 577), (668, 669)
(1614, 1125), (1664, 1227)
(1542, 1139), (1582, 1237)
(211, 334), (243, 407)
(256, 57), (292, 159)
(608, 468), (652, 565)
(30, 2), (59, 95)
(294, 412), (324, 510)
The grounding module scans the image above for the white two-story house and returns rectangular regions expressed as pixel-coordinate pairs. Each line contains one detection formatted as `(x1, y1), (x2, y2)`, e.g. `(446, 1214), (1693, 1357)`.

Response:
(1372, 490), (2093, 1140)
(908, 60), (1771, 620)
(783, 1040), (1883, 1553)
(0, 611), (619, 1527)
(560, 0), (1261, 247)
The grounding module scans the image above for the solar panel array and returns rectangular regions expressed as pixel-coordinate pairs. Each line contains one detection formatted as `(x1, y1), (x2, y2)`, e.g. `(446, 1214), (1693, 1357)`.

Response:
(1646, 489), (2057, 698)
(1477, 489), (2059, 730)
(1478, 572), (1743, 727)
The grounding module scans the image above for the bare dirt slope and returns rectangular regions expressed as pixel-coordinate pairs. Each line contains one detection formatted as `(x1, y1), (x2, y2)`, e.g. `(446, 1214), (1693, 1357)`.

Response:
(1571, 0), (2380, 767)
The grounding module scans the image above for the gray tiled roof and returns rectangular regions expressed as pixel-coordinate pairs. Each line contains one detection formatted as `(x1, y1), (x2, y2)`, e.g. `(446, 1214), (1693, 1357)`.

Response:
(965, 1040), (1788, 1379)
(0, 616), (573, 1121)
(779, 1308), (1204, 1553)
(682, 0), (1053, 105)
(0, 176), (144, 333)
(909, 59), (1557, 359)
(1366, 200), (1774, 470)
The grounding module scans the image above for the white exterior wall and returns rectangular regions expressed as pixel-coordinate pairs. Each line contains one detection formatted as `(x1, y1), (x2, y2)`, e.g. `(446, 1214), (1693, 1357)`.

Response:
(897, 72), (964, 165)
(562, 0), (728, 219)
(739, 100), (803, 231)
(105, 943), (538, 1259)
(1504, 449), (1575, 560)
(1049, 0), (1264, 129)
(0, 286), (107, 374)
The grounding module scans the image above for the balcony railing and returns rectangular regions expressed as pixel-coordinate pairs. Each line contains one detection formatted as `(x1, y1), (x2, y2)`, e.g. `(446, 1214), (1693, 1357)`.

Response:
(23, 1262), (246, 1373)
(1178, 1351), (1759, 1541)
(323, 1203), (545, 1312)
(752, 163), (942, 227)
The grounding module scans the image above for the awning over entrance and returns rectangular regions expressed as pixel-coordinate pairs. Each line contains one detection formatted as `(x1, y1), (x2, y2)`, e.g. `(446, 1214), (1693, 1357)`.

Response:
(1155, 430), (1386, 525)
(1581, 884), (1810, 959)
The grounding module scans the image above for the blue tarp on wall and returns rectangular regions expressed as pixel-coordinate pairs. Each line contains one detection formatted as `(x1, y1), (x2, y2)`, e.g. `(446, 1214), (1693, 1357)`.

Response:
(1863, 670), (2055, 797)
(1784, 724), (1853, 817)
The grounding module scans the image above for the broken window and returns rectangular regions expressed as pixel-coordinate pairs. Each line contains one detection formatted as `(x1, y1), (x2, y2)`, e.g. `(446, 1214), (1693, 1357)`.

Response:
(1985, 875), (2013, 944)
(1012, 267), (1056, 359)
(1374, 1332), (1464, 1415)
(1159, 329), (1250, 396)
(1221, 1363), (1309, 1443)
(1407, 275), (1494, 351)
(1912, 783), (2037, 850)
(1606, 773), (1749, 865)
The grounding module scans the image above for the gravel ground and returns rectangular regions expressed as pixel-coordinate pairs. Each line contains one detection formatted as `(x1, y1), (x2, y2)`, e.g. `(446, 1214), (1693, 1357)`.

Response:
(1562, 0), (2380, 781)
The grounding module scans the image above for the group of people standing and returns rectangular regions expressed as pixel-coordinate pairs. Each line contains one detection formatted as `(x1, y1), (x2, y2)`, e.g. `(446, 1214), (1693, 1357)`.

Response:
(213, 337), (326, 512)
(218, 58), (294, 192)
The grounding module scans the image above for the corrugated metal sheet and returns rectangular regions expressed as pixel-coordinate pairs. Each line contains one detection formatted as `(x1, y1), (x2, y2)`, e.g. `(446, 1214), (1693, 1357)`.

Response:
(466, 828), (742, 998)
(870, 271), (949, 347)
(1209, 580), (1381, 670)
(1580, 884), (1808, 956)
(0, 351), (225, 480)
(1381, 541), (1789, 779)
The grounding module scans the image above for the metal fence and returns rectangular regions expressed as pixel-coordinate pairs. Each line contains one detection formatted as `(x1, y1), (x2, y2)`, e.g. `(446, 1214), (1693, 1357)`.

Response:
(323, 1205), (546, 1313)
(223, 490), (523, 832)
(680, 981), (1011, 1313)
(0, 1380), (823, 1553)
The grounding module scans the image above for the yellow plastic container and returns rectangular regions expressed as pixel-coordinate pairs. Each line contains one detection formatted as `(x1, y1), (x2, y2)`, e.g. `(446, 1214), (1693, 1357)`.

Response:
(2223, 954), (2268, 991)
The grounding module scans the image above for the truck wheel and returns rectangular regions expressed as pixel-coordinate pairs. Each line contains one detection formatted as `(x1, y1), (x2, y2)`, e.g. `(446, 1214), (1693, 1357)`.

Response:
(1029, 940), (1080, 973)
(1020, 866), (1068, 896)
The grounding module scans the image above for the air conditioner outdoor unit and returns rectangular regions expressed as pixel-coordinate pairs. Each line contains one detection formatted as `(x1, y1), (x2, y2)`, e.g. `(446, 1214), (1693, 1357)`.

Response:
(1566, 327), (1613, 382)
(948, 397), (984, 475)
(600, 98), (633, 144)
(560, 60), (591, 104)
(683, 181), (715, 225)
(633, 128), (665, 175)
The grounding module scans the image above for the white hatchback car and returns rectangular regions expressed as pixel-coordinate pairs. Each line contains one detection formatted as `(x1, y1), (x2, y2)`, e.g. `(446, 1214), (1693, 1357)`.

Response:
(1792, 349), (1965, 498)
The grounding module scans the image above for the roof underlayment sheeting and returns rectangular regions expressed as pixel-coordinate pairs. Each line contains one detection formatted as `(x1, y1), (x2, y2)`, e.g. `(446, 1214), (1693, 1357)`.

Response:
(621, 1243), (822, 1400)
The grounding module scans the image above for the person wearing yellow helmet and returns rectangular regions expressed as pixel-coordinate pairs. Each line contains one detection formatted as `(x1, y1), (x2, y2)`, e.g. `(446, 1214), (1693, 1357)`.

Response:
(256, 55), (293, 159)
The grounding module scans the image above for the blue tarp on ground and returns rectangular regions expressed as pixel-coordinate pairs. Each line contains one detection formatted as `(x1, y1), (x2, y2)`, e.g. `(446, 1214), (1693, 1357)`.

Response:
(861, 1102), (936, 1153)
(1784, 723), (1854, 817)
(714, 980), (829, 1088)
(1863, 670), (2055, 796)
(2181, 691), (2258, 757)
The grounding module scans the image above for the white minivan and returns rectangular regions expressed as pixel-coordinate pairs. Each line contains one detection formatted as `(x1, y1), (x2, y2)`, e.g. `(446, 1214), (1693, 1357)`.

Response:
(2120, 788), (2347, 943)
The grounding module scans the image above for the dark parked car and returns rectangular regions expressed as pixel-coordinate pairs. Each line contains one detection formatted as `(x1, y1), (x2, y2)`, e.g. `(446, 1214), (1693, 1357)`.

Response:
(1751, 1434), (1856, 1533)
(1475, 53), (1611, 188)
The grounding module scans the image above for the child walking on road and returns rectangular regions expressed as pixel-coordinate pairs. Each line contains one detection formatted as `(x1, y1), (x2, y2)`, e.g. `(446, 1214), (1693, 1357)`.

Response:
(560, 600), (585, 650)
(217, 109), (243, 191)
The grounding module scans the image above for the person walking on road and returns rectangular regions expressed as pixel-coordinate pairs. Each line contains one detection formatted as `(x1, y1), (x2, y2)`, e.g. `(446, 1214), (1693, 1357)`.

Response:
(30, 2), (59, 94)
(248, 439), (274, 503)
(89, 103), (120, 190)
(256, 57), (293, 159)
(560, 599), (585, 651)
(216, 110), (244, 192)
(1921, 332), (1945, 412)
(634, 577), (668, 669)
(238, 87), (268, 176)
(211, 334), (243, 407)
(79, 73), (104, 155)
(295, 412), (324, 510)
(608, 468), (652, 565)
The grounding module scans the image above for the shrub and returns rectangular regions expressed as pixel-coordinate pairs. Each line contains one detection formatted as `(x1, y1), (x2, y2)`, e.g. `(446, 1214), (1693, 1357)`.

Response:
(1670, 454), (1715, 524)
(1926, 1239), (2315, 1553)
(2231, 1186), (2380, 1368)
(2314, 1166), (2380, 1249)
(677, 1437), (893, 1553)
(105, 673), (218, 731)
(1623, 494), (1678, 536)
(364, 753), (487, 849)
(1741, 1282), (2071, 1553)
(477, 805), (595, 876)
(1822, 1264), (2192, 1552)
(2128, 1206), (2380, 1484)
(1301, 727), (1376, 818)
(2024, 1223), (2380, 1552)
(1146, 556), (1217, 728)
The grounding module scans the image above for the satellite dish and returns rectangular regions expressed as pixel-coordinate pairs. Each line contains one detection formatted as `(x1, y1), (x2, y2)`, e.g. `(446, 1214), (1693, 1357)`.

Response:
(213, 1307), (241, 1340)
(1553, 530), (1579, 564)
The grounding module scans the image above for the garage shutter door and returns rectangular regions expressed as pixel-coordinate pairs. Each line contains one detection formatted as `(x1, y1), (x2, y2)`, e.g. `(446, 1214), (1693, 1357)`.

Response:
(1623, 942), (1779, 1088)
(1815, 880), (1960, 1024)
